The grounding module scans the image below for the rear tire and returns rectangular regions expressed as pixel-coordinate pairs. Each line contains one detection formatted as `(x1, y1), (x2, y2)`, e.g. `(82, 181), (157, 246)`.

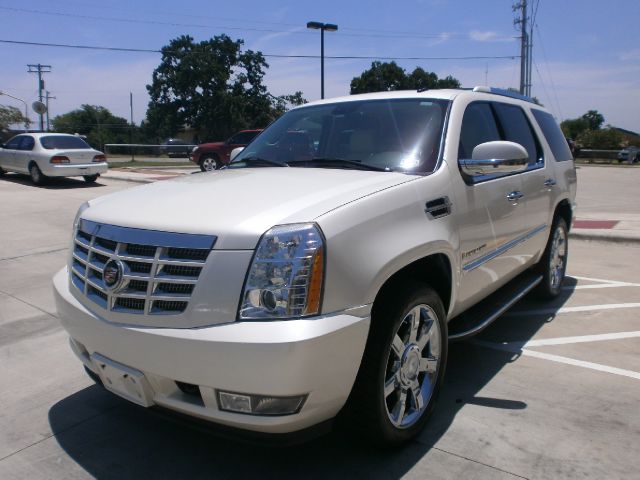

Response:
(83, 174), (99, 183)
(0, 166), (6, 177)
(344, 283), (447, 445)
(29, 163), (46, 185)
(536, 216), (568, 298)
(199, 154), (219, 172)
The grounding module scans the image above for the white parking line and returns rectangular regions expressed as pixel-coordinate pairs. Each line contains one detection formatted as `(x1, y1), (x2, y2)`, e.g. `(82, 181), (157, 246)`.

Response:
(472, 339), (640, 381)
(505, 303), (640, 317)
(569, 275), (640, 287)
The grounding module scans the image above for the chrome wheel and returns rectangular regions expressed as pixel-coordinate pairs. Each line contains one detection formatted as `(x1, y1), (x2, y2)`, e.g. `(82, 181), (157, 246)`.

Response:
(384, 304), (441, 429)
(200, 156), (217, 171)
(549, 224), (567, 290)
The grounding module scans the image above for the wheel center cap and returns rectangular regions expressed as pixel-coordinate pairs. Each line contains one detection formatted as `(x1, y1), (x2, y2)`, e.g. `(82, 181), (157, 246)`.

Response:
(400, 346), (421, 384)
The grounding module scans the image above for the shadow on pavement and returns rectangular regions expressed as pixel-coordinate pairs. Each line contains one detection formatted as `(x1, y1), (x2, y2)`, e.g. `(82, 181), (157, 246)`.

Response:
(48, 286), (574, 479)
(0, 173), (106, 189)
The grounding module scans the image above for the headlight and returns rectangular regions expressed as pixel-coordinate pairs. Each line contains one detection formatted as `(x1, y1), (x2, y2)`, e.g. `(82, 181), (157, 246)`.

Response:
(239, 223), (325, 320)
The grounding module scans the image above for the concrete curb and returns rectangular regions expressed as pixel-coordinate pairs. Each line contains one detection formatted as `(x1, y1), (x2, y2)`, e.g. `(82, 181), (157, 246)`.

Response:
(101, 174), (154, 184)
(569, 231), (640, 245)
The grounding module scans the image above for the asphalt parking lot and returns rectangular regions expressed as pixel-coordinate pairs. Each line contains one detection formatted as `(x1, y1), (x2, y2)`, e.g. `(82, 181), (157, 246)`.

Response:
(1, 169), (639, 479)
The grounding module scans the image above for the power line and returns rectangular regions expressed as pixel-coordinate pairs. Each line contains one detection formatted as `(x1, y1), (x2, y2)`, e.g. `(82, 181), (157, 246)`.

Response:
(0, 6), (515, 41)
(0, 39), (518, 61)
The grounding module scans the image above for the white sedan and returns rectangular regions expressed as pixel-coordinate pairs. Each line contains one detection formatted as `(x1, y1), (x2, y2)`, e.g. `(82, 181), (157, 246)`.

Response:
(0, 133), (108, 185)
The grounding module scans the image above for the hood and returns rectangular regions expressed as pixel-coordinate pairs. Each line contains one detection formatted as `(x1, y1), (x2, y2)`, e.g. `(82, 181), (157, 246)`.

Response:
(84, 168), (417, 250)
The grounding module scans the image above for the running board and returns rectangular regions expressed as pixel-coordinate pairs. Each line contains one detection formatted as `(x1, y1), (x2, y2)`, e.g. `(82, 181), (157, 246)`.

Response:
(448, 272), (543, 341)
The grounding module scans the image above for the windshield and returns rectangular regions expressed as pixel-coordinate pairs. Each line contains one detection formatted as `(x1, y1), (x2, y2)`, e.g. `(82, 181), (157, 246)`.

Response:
(232, 98), (449, 173)
(40, 135), (92, 150)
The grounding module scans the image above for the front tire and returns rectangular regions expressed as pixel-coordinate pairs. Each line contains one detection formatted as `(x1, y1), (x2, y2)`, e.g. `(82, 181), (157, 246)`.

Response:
(536, 216), (568, 298)
(0, 166), (6, 177)
(345, 283), (448, 445)
(29, 163), (46, 185)
(83, 174), (99, 183)
(199, 155), (219, 172)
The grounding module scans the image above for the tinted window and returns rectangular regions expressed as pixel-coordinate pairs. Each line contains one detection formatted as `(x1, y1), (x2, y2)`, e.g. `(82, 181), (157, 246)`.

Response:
(19, 136), (35, 151)
(40, 135), (91, 150)
(235, 98), (449, 173)
(531, 109), (573, 162)
(228, 131), (259, 145)
(4, 136), (22, 149)
(493, 103), (542, 166)
(458, 103), (501, 159)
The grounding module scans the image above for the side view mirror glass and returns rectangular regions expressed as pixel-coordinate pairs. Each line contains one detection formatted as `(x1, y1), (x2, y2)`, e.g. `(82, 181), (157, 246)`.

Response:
(459, 141), (528, 176)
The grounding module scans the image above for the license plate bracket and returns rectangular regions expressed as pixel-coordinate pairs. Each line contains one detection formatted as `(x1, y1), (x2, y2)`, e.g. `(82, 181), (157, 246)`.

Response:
(91, 353), (155, 407)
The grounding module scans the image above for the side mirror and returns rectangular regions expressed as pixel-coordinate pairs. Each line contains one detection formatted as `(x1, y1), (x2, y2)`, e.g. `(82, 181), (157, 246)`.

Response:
(459, 141), (528, 177)
(230, 147), (244, 161)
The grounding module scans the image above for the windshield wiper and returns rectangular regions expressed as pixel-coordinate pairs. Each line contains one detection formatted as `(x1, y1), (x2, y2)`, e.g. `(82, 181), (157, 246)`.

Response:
(289, 157), (388, 172)
(230, 156), (288, 167)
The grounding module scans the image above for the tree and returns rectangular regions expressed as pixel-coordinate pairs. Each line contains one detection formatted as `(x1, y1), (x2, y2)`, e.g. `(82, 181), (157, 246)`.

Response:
(146, 35), (304, 141)
(0, 105), (30, 136)
(582, 110), (604, 130)
(561, 110), (606, 139)
(52, 105), (132, 150)
(350, 62), (460, 94)
(577, 127), (623, 149)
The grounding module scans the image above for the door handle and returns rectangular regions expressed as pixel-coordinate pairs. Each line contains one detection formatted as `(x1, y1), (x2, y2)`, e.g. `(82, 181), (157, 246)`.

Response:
(506, 191), (524, 202)
(544, 178), (557, 187)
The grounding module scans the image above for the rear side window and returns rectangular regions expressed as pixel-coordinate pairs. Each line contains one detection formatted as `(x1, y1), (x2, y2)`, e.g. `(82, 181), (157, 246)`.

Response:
(458, 103), (501, 159)
(19, 136), (35, 151)
(531, 109), (573, 162)
(40, 135), (91, 150)
(493, 103), (542, 167)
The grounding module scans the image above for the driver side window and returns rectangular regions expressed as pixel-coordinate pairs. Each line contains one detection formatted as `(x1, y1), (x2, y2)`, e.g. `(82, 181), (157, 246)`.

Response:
(4, 136), (22, 150)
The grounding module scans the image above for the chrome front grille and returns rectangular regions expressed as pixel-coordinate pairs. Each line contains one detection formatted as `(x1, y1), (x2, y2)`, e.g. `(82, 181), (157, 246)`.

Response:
(70, 219), (216, 315)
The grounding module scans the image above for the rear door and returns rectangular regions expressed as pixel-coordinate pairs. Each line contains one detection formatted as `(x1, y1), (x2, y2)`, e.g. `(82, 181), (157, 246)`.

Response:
(493, 102), (550, 256)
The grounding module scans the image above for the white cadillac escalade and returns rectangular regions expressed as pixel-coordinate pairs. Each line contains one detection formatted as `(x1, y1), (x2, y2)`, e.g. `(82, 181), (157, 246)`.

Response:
(53, 87), (577, 444)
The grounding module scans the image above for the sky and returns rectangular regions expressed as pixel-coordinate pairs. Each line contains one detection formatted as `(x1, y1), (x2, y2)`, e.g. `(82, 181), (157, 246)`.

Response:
(0, 0), (638, 132)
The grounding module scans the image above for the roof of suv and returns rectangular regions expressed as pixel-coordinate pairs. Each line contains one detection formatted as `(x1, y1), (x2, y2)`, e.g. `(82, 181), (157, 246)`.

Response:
(300, 86), (537, 109)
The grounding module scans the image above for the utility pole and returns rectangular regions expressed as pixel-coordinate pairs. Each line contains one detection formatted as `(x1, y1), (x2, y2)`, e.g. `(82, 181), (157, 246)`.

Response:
(130, 92), (135, 162)
(27, 64), (51, 131)
(45, 91), (56, 132)
(514, 1), (528, 96)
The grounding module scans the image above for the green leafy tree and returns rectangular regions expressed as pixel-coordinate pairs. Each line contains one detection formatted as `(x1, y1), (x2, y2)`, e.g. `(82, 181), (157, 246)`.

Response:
(52, 105), (132, 150)
(146, 35), (304, 141)
(582, 110), (605, 130)
(560, 117), (589, 139)
(350, 62), (460, 94)
(577, 127), (623, 149)
(0, 105), (30, 137)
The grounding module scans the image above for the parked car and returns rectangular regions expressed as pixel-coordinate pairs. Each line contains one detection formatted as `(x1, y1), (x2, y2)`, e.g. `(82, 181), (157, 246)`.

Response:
(191, 129), (262, 171)
(159, 138), (192, 158)
(0, 133), (108, 185)
(54, 87), (576, 445)
(617, 146), (640, 164)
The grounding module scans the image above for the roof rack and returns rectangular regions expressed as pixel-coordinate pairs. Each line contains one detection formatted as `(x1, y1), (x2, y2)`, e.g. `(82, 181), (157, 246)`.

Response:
(471, 86), (536, 104)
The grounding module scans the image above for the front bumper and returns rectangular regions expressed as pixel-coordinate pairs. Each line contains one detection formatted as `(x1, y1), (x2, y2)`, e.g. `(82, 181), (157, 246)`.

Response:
(43, 162), (108, 177)
(53, 268), (370, 434)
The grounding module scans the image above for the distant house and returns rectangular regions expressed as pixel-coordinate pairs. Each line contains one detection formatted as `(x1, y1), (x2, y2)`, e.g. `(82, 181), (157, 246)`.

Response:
(612, 127), (640, 146)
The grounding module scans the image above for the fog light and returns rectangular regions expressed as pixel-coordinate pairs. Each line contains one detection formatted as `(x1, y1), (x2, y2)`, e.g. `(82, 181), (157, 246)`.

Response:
(217, 390), (307, 416)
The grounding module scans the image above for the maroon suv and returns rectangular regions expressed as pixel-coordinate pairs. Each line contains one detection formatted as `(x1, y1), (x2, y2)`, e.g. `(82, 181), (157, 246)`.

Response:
(190, 129), (262, 171)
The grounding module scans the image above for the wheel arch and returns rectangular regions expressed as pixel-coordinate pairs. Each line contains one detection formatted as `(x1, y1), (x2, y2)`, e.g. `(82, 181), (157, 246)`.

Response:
(554, 198), (573, 231)
(372, 252), (453, 318)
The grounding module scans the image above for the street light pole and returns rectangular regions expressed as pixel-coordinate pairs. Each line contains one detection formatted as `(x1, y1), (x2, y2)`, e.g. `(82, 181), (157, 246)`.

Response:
(306, 21), (338, 99)
(0, 91), (29, 132)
